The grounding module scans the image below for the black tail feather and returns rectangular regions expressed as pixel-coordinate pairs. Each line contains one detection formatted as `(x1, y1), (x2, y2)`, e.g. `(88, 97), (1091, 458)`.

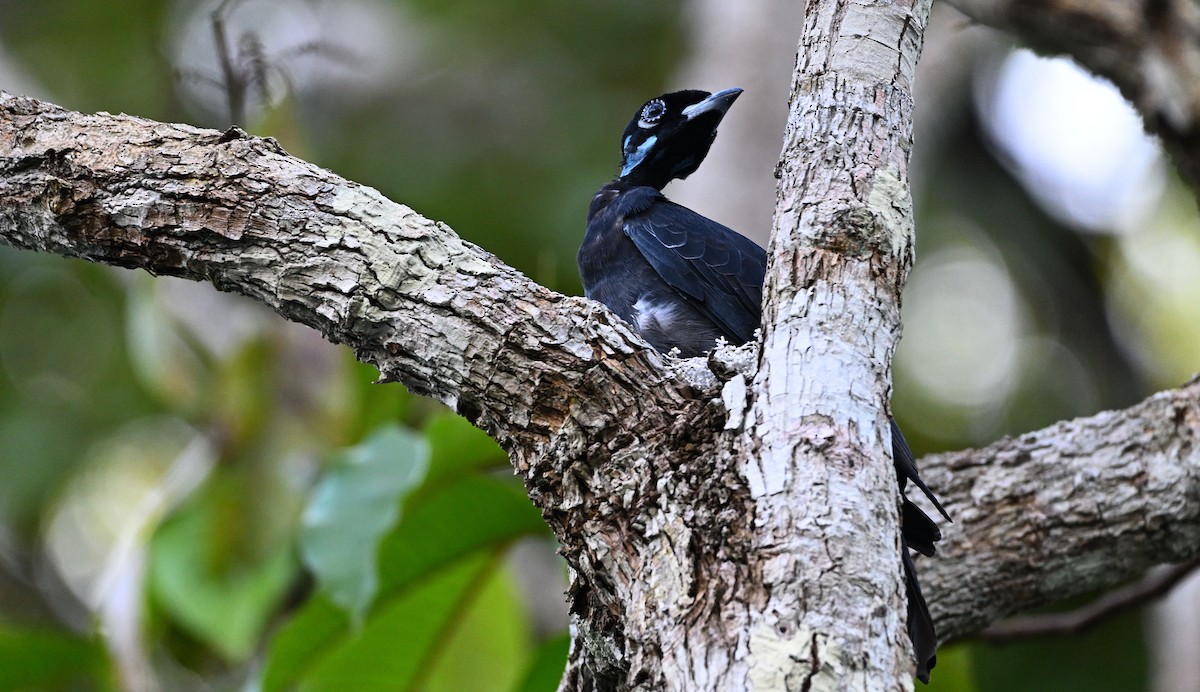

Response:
(890, 418), (947, 684)
(902, 498), (941, 558)
(902, 548), (937, 684)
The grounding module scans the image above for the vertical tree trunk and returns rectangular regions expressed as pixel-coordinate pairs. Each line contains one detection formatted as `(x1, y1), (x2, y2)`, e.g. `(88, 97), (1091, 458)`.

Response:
(735, 0), (931, 686)
(559, 1), (933, 689)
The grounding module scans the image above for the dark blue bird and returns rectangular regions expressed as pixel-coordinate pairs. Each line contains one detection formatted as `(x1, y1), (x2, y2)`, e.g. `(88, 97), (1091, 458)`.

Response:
(579, 88), (949, 683)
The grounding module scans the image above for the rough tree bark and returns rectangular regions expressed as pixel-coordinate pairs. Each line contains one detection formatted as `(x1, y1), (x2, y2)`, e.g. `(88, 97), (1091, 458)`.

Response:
(3, 1), (1200, 690)
(721, 0), (934, 687)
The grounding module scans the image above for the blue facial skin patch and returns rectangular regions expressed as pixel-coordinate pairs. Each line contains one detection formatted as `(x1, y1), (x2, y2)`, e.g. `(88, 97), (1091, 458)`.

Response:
(621, 136), (657, 177)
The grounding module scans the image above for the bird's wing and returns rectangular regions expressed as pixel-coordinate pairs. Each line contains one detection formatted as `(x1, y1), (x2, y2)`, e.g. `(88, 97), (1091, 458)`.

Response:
(621, 194), (767, 344)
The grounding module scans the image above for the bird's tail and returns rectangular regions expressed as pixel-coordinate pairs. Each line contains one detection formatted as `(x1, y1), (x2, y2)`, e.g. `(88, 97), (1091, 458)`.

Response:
(890, 419), (947, 684)
(903, 547), (937, 684)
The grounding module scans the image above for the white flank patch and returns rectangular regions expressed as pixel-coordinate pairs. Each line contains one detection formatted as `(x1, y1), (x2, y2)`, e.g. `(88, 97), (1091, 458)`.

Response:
(632, 296), (677, 332)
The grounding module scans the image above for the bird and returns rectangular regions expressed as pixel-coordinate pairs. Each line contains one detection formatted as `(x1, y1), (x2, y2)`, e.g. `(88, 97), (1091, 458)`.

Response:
(578, 88), (950, 683)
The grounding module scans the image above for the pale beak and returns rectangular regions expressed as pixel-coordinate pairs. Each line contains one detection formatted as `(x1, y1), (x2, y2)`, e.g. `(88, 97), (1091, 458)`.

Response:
(681, 88), (744, 120)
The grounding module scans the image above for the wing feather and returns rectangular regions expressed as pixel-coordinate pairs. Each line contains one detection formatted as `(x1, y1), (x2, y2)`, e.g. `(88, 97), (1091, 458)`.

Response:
(622, 198), (766, 344)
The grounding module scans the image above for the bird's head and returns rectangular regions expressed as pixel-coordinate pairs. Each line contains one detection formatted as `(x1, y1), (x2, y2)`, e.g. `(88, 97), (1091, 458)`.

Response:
(617, 88), (743, 189)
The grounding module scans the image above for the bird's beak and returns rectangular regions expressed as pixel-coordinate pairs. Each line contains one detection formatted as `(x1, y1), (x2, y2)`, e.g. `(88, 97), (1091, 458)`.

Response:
(681, 87), (744, 121)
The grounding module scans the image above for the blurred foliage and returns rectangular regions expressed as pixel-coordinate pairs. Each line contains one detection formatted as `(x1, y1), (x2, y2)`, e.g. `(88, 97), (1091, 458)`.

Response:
(923, 644), (974, 692)
(264, 474), (547, 689)
(150, 491), (296, 662)
(299, 425), (431, 621)
(0, 625), (111, 690)
(969, 609), (1147, 692)
(0, 0), (1197, 690)
(0, 0), (172, 115)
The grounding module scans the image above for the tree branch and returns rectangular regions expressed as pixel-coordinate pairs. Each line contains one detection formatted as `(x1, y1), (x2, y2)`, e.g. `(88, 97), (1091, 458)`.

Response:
(0, 91), (738, 688)
(916, 376), (1200, 642)
(976, 556), (1200, 642)
(0, 92), (679, 469)
(944, 0), (1200, 197)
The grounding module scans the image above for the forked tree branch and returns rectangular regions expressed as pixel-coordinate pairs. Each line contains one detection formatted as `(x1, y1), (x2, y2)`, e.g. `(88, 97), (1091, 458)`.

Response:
(945, 0), (1200, 197)
(5, 90), (1200, 684)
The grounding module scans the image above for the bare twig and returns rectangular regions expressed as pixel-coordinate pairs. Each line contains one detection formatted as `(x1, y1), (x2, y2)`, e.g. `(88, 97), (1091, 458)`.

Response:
(944, 0), (1200, 199)
(192, 0), (361, 127)
(975, 556), (1200, 643)
(210, 0), (246, 126)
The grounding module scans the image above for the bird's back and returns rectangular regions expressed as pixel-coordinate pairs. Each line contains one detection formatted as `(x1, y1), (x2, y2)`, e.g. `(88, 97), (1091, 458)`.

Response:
(580, 182), (765, 356)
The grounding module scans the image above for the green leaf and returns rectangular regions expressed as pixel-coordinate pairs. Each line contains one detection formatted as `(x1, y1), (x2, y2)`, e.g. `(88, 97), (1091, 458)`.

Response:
(150, 500), (296, 662)
(301, 550), (496, 691)
(418, 561), (533, 692)
(259, 597), (349, 690)
(262, 476), (547, 691)
(514, 634), (570, 692)
(299, 552), (535, 692)
(300, 425), (430, 620)
(424, 413), (508, 484)
(374, 476), (549, 596)
(0, 625), (111, 690)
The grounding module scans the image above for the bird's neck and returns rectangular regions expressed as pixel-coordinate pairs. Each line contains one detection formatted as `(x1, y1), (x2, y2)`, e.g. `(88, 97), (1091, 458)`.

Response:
(614, 168), (671, 191)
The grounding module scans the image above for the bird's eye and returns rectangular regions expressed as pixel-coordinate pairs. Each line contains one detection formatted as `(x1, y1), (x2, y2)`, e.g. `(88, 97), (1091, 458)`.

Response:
(639, 99), (666, 127)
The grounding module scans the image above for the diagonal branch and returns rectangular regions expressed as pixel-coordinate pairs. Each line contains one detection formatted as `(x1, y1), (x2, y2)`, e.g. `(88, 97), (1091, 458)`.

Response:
(0, 91), (752, 689)
(0, 93), (738, 690)
(0, 92), (679, 471)
(945, 0), (1200, 197)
